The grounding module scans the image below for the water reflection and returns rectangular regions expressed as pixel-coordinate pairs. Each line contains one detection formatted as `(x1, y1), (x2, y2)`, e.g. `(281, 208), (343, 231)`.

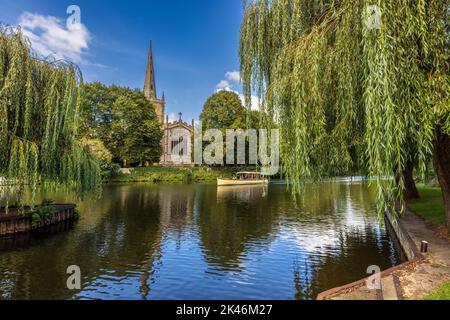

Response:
(217, 185), (267, 202)
(0, 182), (403, 300)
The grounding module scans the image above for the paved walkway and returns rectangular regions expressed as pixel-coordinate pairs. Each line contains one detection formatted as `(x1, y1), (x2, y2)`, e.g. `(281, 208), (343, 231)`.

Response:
(322, 209), (450, 300)
(393, 209), (450, 299)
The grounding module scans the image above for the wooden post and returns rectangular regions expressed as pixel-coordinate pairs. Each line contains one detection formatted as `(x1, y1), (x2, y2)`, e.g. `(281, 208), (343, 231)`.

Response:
(420, 241), (429, 253)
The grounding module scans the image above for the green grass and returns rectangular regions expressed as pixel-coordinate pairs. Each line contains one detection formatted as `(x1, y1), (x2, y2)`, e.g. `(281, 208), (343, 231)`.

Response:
(105, 166), (251, 183)
(423, 282), (450, 300)
(408, 184), (445, 226)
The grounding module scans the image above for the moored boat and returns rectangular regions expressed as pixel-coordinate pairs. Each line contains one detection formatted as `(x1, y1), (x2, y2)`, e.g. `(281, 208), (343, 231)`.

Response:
(217, 172), (269, 186)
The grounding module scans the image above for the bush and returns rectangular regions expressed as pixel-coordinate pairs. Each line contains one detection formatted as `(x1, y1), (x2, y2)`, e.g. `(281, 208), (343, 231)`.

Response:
(104, 163), (121, 179)
(31, 199), (56, 227)
(81, 139), (117, 179)
(105, 166), (235, 183)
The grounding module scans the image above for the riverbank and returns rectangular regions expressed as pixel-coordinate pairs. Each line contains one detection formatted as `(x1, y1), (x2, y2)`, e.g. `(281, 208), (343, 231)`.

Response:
(104, 166), (257, 183)
(317, 194), (450, 300)
(391, 207), (450, 299)
(424, 282), (450, 300)
(408, 184), (448, 237)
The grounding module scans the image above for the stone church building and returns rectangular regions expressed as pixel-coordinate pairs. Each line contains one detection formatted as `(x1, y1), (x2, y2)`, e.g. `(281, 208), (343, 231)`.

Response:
(144, 43), (194, 166)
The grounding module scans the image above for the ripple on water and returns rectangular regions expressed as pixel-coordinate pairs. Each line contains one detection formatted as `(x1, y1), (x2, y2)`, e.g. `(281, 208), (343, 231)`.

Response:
(0, 183), (404, 300)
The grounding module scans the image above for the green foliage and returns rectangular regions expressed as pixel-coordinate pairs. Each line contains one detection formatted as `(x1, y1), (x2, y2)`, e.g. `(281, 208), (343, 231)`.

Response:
(81, 138), (119, 178)
(107, 163), (121, 179)
(81, 139), (112, 163)
(200, 90), (246, 130)
(73, 209), (80, 220)
(239, 0), (450, 217)
(423, 282), (450, 300)
(409, 185), (445, 226)
(106, 166), (239, 183)
(200, 90), (277, 136)
(200, 90), (276, 165)
(0, 26), (101, 207)
(78, 82), (115, 139)
(30, 199), (56, 227)
(80, 83), (163, 166)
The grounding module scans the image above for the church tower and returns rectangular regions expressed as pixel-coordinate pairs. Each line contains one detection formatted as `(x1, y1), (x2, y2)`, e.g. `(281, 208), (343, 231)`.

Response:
(144, 42), (165, 124)
(144, 41), (193, 166)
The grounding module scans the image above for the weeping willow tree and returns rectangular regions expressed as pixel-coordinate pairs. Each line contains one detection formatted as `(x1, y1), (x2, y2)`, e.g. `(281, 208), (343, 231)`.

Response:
(0, 26), (101, 209)
(240, 0), (450, 226)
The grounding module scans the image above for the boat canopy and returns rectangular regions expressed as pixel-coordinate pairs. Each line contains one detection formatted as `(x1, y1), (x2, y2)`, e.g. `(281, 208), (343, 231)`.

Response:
(236, 172), (263, 175)
(235, 172), (268, 179)
(236, 172), (272, 176)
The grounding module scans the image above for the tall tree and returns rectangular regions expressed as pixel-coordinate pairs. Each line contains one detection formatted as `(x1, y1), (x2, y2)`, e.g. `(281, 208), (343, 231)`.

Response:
(118, 93), (163, 166)
(240, 0), (449, 228)
(200, 90), (269, 130)
(200, 90), (278, 166)
(80, 83), (163, 166)
(200, 90), (246, 130)
(79, 82), (115, 140)
(0, 26), (100, 206)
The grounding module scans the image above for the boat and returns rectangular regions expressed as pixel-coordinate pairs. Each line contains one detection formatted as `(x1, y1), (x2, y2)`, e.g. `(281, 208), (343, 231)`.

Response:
(217, 172), (269, 186)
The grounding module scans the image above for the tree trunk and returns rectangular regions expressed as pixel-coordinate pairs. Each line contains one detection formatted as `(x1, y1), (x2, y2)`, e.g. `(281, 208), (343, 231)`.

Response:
(403, 160), (420, 200)
(434, 128), (450, 231)
(395, 159), (420, 200)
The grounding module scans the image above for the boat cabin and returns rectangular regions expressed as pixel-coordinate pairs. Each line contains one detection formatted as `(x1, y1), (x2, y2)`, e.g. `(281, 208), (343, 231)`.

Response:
(236, 172), (265, 180)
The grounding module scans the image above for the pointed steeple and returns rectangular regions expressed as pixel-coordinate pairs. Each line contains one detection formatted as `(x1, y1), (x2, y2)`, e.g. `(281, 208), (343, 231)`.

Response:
(144, 41), (157, 100)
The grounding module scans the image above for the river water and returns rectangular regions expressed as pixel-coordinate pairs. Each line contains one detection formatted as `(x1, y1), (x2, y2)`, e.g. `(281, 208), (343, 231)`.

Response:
(0, 181), (404, 300)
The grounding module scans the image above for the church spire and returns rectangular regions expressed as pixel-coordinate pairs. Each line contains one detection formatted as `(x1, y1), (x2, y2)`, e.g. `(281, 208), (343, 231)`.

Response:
(144, 41), (157, 100)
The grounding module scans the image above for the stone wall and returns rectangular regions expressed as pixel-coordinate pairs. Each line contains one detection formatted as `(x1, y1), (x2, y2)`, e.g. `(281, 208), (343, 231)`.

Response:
(316, 208), (425, 300)
(384, 209), (422, 261)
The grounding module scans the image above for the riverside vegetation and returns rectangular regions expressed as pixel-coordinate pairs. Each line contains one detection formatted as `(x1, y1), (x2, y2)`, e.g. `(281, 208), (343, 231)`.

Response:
(240, 0), (450, 230)
(0, 26), (101, 208)
(409, 185), (446, 227)
(105, 166), (255, 183)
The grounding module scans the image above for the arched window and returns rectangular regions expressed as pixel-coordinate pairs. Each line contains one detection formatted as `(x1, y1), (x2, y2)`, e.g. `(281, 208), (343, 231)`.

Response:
(178, 136), (184, 156)
(171, 135), (185, 156)
(170, 128), (190, 158)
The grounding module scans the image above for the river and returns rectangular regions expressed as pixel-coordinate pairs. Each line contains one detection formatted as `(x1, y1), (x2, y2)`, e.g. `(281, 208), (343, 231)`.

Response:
(0, 181), (404, 300)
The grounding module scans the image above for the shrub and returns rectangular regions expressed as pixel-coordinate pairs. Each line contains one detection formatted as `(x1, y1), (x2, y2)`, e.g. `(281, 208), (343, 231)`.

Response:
(31, 200), (56, 227)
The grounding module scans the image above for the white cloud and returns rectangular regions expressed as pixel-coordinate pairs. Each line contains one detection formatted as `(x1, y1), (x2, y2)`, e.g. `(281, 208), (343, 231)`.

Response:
(216, 70), (260, 111)
(166, 112), (177, 123)
(216, 80), (231, 91)
(225, 71), (241, 83)
(216, 71), (241, 91)
(215, 87), (260, 111)
(247, 94), (261, 111)
(18, 11), (91, 64)
(239, 92), (261, 111)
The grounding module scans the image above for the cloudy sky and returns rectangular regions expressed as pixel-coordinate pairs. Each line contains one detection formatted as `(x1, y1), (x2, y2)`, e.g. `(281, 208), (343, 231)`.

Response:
(0, 0), (257, 121)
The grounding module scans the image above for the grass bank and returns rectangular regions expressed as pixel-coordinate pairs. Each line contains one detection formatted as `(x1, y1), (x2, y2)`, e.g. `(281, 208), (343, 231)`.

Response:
(105, 166), (255, 184)
(408, 184), (445, 226)
(423, 282), (450, 300)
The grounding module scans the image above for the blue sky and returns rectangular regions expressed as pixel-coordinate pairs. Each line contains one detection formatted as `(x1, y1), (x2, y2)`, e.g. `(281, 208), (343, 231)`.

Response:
(0, 0), (246, 121)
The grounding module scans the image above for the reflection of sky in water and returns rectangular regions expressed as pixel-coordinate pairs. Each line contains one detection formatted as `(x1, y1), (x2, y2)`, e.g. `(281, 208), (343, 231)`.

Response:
(0, 182), (404, 300)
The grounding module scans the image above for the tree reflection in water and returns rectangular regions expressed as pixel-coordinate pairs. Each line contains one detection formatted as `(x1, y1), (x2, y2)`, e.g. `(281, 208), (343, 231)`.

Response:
(0, 181), (403, 300)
